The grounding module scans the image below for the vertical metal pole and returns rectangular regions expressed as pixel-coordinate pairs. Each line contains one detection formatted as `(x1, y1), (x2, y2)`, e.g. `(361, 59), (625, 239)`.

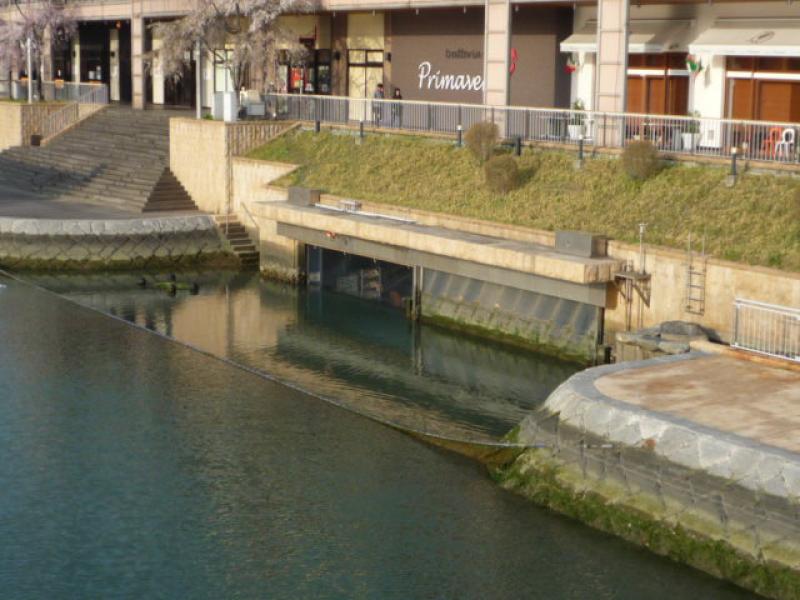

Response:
(195, 40), (202, 119)
(26, 36), (33, 104)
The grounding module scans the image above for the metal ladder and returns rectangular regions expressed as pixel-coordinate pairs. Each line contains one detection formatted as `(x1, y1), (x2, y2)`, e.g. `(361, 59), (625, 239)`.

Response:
(685, 234), (707, 315)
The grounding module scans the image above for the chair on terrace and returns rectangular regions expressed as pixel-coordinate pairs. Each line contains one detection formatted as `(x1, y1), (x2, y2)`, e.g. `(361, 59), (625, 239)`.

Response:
(774, 128), (796, 162)
(761, 126), (782, 159)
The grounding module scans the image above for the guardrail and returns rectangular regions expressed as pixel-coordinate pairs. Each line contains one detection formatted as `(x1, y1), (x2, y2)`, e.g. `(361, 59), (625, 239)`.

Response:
(732, 298), (800, 362)
(38, 82), (108, 141)
(261, 93), (800, 166)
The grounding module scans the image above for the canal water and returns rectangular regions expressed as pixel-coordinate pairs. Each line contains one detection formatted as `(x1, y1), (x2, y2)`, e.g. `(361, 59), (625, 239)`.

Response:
(34, 271), (582, 444)
(0, 273), (758, 599)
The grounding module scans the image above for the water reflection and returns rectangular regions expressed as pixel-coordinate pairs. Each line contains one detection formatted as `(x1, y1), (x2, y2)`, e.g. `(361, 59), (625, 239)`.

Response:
(34, 271), (580, 443)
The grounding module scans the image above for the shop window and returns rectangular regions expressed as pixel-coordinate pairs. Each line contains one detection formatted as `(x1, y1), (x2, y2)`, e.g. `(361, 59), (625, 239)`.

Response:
(727, 56), (755, 71)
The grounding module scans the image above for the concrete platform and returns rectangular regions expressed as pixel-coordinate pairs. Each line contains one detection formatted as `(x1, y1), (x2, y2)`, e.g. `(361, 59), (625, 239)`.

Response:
(538, 352), (800, 499)
(256, 201), (622, 286)
(595, 354), (800, 454)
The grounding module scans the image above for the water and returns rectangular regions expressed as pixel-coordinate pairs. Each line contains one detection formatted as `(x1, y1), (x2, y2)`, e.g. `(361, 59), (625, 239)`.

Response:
(35, 271), (582, 444)
(0, 273), (759, 599)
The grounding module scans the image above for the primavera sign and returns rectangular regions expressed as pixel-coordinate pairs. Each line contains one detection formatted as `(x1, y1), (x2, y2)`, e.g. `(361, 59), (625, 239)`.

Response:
(417, 61), (485, 92)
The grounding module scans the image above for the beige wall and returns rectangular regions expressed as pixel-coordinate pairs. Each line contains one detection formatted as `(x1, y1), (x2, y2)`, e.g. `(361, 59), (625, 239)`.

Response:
(604, 241), (800, 343)
(0, 104), (24, 151)
(170, 118), (294, 214)
(0, 103), (70, 151)
(170, 118), (229, 214)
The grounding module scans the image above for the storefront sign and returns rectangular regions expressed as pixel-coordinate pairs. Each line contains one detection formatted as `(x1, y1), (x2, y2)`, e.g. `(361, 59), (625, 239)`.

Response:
(417, 61), (484, 92)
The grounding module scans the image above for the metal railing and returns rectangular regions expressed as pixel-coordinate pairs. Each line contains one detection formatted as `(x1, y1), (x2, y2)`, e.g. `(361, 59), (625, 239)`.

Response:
(38, 82), (108, 141)
(261, 93), (800, 166)
(732, 298), (800, 362)
(40, 80), (109, 103)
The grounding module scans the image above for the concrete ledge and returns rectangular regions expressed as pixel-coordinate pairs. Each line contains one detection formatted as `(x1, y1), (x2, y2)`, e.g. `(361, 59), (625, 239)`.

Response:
(254, 201), (622, 286)
(0, 214), (232, 271)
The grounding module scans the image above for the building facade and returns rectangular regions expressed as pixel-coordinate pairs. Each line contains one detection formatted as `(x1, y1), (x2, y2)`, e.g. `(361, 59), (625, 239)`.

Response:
(2, 0), (799, 123)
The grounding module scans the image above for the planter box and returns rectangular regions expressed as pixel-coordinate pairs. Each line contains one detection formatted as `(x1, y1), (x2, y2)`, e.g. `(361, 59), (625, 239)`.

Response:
(681, 132), (699, 152)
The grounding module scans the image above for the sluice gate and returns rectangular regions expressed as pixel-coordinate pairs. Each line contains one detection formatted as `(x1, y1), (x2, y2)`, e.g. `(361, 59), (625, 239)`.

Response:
(257, 191), (622, 362)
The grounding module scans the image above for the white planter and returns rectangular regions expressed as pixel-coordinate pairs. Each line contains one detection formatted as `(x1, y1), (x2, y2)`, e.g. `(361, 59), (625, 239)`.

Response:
(567, 124), (583, 141)
(682, 132), (699, 152)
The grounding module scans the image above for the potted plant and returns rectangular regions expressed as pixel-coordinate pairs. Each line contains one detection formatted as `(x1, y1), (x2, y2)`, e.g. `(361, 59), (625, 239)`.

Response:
(568, 99), (586, 141)
(682, 111), (701, 152)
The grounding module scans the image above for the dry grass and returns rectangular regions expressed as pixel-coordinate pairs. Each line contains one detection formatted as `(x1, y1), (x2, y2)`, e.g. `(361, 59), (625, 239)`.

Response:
(248, 130), (800, 272)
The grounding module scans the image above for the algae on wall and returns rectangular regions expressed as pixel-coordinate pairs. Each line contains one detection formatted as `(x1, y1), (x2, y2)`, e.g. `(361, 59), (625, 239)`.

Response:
(492, 442), (800, 600)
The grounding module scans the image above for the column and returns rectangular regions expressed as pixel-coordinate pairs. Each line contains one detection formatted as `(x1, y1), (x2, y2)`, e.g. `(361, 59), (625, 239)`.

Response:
(594, 0), (629, 114)
(131, 9), (145, 109)
(41, 26), (53, 83)
(483, 0), (511, 108)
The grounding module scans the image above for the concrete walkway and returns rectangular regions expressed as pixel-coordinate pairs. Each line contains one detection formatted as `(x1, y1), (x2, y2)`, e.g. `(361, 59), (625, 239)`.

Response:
(595, 354), (800, 454)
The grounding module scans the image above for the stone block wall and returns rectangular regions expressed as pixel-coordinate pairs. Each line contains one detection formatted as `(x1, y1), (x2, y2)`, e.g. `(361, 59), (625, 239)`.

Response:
(499, 356), (800, 599)
(0, 215), (233, 271)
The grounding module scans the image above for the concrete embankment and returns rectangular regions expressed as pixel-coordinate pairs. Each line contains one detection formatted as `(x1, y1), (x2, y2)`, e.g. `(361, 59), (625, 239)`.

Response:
(0, 215), (235, 271)
(495, 353), (800, 600)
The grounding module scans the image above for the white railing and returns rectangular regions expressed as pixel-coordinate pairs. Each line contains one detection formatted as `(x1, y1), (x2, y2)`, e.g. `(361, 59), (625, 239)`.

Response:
(732, 298), (800, 362)
(41, 80), (108, 103)
(38, 82), (108, 142)
(262, 93), (800, 166)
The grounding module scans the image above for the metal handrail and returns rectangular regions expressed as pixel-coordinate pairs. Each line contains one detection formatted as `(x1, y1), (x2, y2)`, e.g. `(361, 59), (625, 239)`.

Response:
(39, 82), (108, 142)
(732, 298), (800, 362)
(241, 202), (260, 241)
(264, 92), (800, 164)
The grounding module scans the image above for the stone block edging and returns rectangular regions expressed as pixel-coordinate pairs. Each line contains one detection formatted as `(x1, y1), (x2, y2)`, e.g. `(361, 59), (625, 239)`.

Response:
(528, 352), (800, 501)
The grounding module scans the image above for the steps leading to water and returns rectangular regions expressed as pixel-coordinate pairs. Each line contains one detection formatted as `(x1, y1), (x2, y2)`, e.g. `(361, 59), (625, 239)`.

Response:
(215, 215), (259, 270)
(0, 106), (198, 214)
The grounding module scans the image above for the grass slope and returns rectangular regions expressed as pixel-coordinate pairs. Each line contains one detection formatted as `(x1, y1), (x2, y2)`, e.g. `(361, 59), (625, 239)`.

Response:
(248, 130), (800, 271)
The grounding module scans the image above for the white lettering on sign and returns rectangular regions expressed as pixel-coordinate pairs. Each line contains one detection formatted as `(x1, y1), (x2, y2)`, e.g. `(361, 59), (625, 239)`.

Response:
(417, 61), (484, 92)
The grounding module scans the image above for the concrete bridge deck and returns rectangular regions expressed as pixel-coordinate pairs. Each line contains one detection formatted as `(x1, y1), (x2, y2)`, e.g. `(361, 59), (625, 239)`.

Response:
(255, 201), (622, 287)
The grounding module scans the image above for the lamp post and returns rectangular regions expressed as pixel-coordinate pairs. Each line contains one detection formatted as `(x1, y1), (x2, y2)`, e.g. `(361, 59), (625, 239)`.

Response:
(26, 36), (33, 104)
(195, 40), (202, 119)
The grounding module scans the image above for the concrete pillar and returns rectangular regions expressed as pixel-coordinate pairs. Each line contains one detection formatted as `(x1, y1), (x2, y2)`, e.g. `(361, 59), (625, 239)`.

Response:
(594, 0), (629, 114)
(131, 11), (145, 109)
(41, 26), (53, 84)
(483, 0), (511, 107)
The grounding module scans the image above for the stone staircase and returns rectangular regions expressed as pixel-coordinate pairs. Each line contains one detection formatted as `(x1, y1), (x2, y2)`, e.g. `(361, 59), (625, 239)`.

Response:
(0, 106), (198, 214)
(215, 215), (259, 270)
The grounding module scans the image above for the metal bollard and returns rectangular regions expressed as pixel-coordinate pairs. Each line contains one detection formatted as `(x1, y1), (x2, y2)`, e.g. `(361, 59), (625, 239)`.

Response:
(578, 135), (584, 162)
(456, 124), (463, 147)
(314, 120), (320, 133)
(359, 120), (365, 140)
(731, 147), (738, 177)
(514, 136), (522, 157)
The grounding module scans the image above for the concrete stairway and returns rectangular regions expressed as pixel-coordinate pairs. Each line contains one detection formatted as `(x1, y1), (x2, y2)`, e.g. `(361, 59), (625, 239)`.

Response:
(215, 215), (259, 270)
(0, 106), (198, 214)
(142, 168), (197, 213)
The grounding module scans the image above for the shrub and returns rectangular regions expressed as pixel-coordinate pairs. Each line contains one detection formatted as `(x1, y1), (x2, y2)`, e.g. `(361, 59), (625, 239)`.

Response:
(484, 155), (520, 194)
(622, 140), (661, 180)
(465, 122), (499, 164)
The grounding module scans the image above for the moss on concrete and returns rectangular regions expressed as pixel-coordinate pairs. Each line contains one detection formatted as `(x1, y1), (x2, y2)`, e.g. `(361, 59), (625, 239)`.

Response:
(492, 449), (800, 600)
(420, 311), (591, 366)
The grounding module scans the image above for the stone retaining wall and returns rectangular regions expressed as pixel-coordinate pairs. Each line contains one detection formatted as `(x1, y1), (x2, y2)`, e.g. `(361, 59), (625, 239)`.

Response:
(497, 354), (800, 599)
(0, 215), (234, 271)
